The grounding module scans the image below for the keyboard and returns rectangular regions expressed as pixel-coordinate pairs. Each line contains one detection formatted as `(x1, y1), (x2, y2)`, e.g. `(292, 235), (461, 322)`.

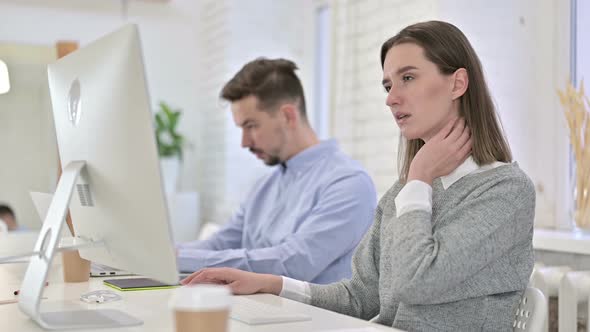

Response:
(230, 296), (311, 325)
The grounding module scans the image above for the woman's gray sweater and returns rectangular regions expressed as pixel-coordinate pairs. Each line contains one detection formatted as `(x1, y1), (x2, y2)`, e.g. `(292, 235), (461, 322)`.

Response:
(310, 163), (535, 331)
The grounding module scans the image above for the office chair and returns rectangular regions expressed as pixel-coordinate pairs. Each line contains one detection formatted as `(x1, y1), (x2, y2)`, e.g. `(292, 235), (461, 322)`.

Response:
(514, 287), (547, 331)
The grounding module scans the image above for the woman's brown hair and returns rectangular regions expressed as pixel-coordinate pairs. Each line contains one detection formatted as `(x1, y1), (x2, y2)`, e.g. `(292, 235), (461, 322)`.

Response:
(381, 21), (512, 182)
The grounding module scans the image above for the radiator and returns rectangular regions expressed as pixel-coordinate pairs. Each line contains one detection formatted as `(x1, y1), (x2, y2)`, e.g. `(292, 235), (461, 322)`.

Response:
(558, 271), (590, 332)
(530, 264), (572, 332)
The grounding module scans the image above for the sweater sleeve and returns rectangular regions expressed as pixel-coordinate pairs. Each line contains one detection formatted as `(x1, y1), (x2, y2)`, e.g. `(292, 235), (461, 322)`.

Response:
(384, 175), (535, 305)
(308, 185), (402, 320)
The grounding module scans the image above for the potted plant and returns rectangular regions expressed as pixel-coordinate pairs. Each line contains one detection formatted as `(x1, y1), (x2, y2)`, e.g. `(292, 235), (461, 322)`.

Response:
(154, 101), (186, 193)
(558, 80), (590, 230)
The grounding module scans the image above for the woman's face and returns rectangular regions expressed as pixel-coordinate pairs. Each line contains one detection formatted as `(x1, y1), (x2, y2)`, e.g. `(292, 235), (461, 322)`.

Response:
(382, 43), (460, 141)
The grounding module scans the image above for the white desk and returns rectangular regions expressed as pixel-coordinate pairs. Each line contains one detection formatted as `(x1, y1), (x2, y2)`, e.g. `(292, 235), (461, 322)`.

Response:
(0, 260), (400, 331)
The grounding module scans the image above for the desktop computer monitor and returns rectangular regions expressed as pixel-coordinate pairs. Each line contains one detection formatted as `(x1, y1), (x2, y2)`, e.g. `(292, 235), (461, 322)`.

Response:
(18, 24), (179, 329)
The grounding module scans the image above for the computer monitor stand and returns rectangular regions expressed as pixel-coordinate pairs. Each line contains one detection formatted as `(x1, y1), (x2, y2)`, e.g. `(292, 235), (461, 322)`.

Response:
(18, 161), (143, 330)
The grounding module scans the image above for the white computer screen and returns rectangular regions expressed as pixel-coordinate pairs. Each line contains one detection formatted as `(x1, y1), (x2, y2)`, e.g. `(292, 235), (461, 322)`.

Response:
(47, 24), (178, 285)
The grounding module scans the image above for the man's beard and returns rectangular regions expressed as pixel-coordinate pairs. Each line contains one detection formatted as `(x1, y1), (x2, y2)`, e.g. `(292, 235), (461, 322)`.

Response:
(250, 148), (281, 166)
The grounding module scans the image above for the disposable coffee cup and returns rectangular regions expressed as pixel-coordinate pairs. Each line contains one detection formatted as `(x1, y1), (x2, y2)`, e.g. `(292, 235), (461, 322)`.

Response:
(169, 285), (232, 332)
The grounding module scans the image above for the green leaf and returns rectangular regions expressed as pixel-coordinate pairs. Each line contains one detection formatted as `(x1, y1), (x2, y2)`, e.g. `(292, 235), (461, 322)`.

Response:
(154, 100), (187, 160)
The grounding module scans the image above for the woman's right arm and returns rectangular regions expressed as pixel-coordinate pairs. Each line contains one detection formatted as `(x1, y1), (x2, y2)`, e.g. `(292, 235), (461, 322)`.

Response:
(306, 194), (395, 321)
(307, 213), (382, 320)
(181, 191), (393, 321)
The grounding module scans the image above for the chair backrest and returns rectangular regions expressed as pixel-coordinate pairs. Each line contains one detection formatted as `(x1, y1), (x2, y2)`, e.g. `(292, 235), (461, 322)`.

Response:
(197, 222), (221, 241)
(514, 287), (547, 332)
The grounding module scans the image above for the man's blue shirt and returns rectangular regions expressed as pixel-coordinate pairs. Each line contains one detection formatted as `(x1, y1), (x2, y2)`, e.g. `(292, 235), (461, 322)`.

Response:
(176, 139), (376, 283)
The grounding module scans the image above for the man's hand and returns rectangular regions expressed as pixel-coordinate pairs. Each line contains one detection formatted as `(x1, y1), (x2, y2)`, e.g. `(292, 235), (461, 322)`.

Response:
(180, 267), (283, 295)
(408, 117), (472, 185)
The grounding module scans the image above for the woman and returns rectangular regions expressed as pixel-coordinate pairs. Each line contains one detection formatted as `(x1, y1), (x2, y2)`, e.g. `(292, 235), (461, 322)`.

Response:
(181, 21), (535, 331)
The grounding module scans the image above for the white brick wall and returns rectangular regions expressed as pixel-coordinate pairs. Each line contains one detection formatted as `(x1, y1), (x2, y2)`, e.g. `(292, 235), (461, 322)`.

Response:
(194, 0), (571, 229)
(193, 0), (231, 224)
(328, 0), (570, 228)
(330, 0), (437, 196)
(438, 0), (571, 228)
(194, 0), (307, 224)
(0, 0), (203, 229)
(0, 0), (571, 231)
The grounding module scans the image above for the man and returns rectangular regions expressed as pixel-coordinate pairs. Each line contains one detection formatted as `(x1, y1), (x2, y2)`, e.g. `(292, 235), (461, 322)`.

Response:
(0, 204), (18, 231)
(177, 58), (376, 284)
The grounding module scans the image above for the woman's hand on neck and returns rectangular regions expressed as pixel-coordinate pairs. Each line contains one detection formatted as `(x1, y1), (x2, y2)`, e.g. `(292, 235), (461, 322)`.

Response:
(407, 117), (472, 185)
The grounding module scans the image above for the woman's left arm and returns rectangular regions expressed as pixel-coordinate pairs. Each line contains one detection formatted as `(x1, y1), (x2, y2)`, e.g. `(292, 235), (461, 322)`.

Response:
(384, 175), (535, 305)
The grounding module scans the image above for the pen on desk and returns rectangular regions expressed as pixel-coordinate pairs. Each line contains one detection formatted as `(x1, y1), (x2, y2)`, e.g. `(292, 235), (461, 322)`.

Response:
(13, 281), (49, 296)
(1, 297), (48, 305)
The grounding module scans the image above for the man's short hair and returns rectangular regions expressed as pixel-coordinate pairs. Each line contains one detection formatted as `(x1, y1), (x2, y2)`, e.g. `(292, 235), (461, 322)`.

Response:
(0, 204), (15, 219)
(220, 58), (307, 118)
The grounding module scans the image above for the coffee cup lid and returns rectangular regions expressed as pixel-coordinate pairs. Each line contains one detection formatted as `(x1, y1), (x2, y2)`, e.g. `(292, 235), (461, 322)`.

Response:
(169, 285), (232, 311)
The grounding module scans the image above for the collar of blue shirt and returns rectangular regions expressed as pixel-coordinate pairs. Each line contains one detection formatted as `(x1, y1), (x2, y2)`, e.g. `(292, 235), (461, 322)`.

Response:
(283, 139), (339, 174)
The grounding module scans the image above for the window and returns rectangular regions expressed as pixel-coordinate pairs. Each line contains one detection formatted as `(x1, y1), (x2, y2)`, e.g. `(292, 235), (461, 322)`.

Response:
(574, 0), (589, 85)
(567, 0), (590, 229)
(313, 4), (331, 139)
